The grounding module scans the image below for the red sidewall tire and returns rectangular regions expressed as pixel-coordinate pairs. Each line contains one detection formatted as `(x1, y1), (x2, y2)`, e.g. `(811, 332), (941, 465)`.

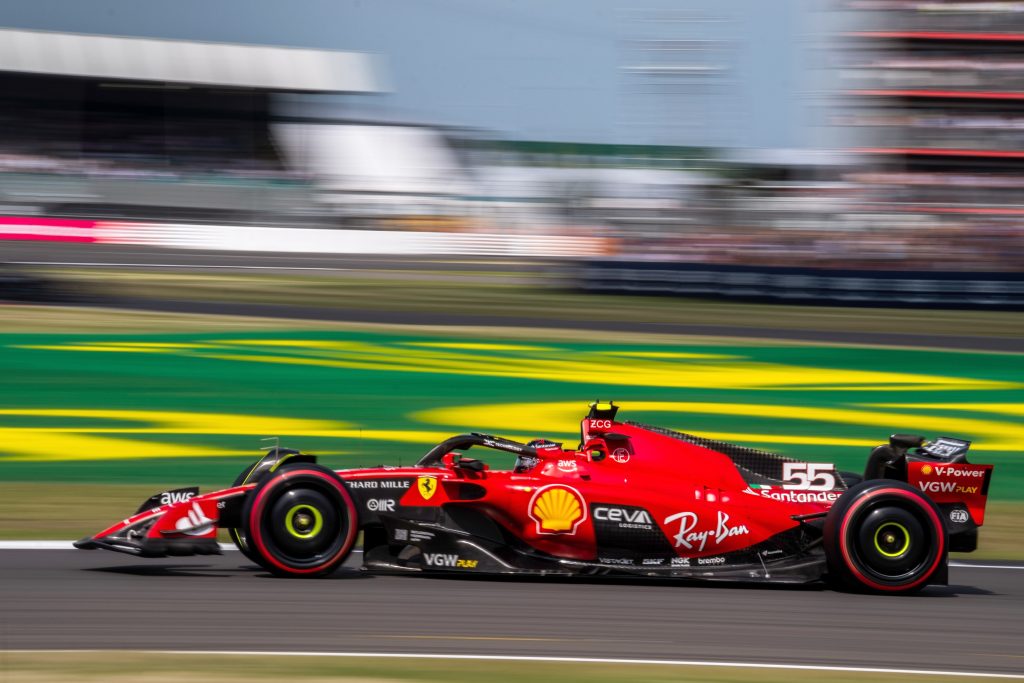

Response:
(244, 466), (358, 577)
(825, 481), (946, 593)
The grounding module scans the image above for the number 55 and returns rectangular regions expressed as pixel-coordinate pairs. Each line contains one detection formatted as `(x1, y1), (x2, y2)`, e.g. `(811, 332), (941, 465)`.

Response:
(782, 463), (836, 491)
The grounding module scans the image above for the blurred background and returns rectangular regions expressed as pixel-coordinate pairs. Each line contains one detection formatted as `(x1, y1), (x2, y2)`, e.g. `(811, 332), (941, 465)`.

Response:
(0, 0), (1020, 285)
(1, 0), (1022, 532)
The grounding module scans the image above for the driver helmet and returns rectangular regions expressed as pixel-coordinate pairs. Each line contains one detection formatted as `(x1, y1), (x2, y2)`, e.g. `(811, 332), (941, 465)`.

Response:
(515, 439), (562, 473)
(513, 454), (540, 473)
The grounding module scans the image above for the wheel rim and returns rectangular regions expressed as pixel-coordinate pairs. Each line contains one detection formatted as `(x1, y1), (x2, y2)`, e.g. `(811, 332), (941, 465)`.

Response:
(873, 521), (910, 558)
(849, 503), (935, 585)
(258, 482), (350, 570)
(284, 504), (323, 540)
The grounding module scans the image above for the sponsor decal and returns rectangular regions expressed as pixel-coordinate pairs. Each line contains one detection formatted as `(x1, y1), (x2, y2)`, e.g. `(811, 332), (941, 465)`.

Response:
(757, 487), (842, 504)
(174, 501), (214, 536)
(557, 458), (578, 473)
(160, 490), (195, 506)
(599, 557), (635, 565)
(697, 556), (725, 566)
(589, 419), (613, 430)
(610, 448), (631, 464)
(914, 463), (988, 496)
(781, 463), (837, 491)
(642, 558), (664, 566)
(417, 476), (438, 501)
(423, 553), (478, 568)
(482, 438), (525, 453)
(922, 437), (971, 459)
(349, 479), (409, 490)
(925, 465), (985, 479)
(409, 530), (434, 542)
(394, 528), (409, 541)
(593, 505), (653, 530)
(663, 510), (750, 551)
(367, 499), (396, 512)
(920, 481), (980, 495)
(670, 557), (690, 567)
(528, 485), (587, 535)
(949, 508), (970, 524)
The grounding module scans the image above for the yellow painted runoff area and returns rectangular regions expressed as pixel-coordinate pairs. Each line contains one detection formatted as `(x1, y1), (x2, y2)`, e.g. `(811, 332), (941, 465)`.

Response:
(3, 332), (1021, 502)
(14, 338), (1015, 392)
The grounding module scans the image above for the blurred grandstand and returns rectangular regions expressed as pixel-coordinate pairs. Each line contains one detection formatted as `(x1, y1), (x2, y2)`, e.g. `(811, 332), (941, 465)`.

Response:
(836, 0), (1024, 272)
(0, 12), (1022, 284)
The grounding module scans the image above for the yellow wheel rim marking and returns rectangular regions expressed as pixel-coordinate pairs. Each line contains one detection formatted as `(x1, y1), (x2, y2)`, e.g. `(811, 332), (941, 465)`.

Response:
(284, 504), (323, 540)
(874, 521), (911, 558)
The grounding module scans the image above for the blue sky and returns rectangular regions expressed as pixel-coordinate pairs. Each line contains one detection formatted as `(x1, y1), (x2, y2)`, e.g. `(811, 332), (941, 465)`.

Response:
(0, 0), (829, 147)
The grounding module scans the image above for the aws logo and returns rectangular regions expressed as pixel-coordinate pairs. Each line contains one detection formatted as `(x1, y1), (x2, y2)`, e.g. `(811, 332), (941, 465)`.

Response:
(529, 485), (587, 535)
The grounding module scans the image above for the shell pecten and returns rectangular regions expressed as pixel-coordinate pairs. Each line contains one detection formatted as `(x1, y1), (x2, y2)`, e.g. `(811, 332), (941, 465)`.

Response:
(532, 486), (583, 533)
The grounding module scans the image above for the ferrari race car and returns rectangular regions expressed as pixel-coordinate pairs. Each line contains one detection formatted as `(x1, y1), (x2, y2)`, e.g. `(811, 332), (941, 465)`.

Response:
(76, 403), (994, 593)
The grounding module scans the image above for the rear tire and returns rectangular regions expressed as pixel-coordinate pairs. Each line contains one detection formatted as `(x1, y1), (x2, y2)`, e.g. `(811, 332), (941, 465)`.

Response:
(824, 480), (946, 594)
(242, 465), (358, 577)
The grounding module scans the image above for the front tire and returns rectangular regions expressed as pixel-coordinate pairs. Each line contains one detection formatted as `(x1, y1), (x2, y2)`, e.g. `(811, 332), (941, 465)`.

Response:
(824, 480), (946, 594)
(242, 465), (358, 577)
(228, 465), (262, 565)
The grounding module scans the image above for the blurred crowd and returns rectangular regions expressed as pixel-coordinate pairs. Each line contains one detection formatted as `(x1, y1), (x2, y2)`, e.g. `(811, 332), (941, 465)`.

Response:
(2, 1), (1023, 273)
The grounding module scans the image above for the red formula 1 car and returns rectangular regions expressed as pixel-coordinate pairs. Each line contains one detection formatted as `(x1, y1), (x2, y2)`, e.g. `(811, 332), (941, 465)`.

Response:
(76, 403), (994, 593)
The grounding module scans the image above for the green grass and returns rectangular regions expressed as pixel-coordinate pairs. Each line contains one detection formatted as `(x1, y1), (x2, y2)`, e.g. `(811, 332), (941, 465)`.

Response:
(39, 268), (1024, 341)
(0, 651), (1007, 683)
(2, 325), (1021, 494)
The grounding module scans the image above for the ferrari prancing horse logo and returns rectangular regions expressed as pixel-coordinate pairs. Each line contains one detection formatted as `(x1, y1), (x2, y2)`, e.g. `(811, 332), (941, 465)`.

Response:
(417, 476), (437, 500)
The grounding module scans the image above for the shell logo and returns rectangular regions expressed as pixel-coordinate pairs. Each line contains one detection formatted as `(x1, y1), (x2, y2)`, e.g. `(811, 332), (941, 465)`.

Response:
(922, 464), (933, 475)
(528, 485), (587, 535)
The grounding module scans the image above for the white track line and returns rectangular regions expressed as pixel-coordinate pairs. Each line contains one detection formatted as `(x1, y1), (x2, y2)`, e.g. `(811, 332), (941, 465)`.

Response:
(951, 562), (1024, 570)
(0, 540), (237, 551)
(6, 650), (1023, 679)
(0, 541), (368, 553)
(9, 261), (345, 271)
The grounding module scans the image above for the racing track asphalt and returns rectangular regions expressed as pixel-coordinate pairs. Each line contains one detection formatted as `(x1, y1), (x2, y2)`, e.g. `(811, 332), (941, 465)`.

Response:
(2, 550), (1022, 675)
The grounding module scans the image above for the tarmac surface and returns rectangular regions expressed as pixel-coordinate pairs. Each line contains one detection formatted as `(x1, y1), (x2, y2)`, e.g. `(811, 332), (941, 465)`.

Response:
(3, 549), (1022, 675)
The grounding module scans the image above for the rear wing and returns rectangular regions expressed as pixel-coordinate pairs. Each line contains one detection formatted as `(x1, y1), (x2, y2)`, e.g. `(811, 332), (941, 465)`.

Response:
(865, 434), (993, 552)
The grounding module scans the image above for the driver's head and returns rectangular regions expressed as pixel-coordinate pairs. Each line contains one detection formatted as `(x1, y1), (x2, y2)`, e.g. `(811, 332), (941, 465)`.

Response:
(514, 455), (540, 473)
